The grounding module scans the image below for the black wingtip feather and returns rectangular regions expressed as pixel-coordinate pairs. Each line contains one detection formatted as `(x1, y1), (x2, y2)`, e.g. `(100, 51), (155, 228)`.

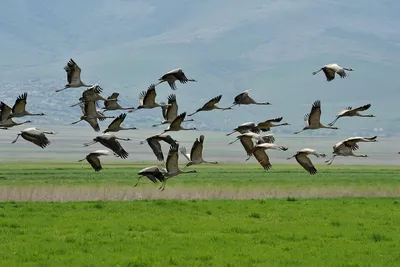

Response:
(312, 100), (321, 108)
(167, 94), (177, 103)
(308, 167), (317, 175)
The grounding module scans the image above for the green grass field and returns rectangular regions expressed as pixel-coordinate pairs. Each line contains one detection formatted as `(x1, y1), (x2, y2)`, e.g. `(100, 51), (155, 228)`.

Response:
(0, 199), (399, 266)
(0, 163), (399, 266)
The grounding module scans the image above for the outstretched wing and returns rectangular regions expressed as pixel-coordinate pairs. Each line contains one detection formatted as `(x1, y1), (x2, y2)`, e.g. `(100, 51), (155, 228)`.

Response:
(234, 91), (255, 105)
(108, 93), (119, 100)
(0, 102), (12, 121)
(295, 153), (317, 175)
(166, 144), (180, 174)
(12, 93), (28, 114)
(257, 117), (283, 131)
(22, 131), (51, 149)
(106, 113), (126, 130)
(86, 117), (100, 132)
(170, 112), (186, 129)
(342, 136), (376, 151)
(263, 117), (283, 124)
(308, 100), (321, 126)
(64, 58), (82, 85)
(258, 134), (275, 144)
(190, 135), (204, 161)
(107, 139), (129, 159)
(342, 139), (360, 151)
(143, 84), (157, 105)
(148, 138), (164, 161)
(160, 102), (168, 120)
(303, 114), (310, 127)
(138, 90), (147, 106)
(201, 95), (222, 109)
(174, 69), (191, 84)
(352, 104), (371, 112)
(179, 146), (191, 161)
(239, 135), (254, 157)
(84, 85), (103, 96)
(86, 154), (102, 172)
(253, 148), (271, 170)
(322, 67), (336, 81)
(166, 94), (178, 121)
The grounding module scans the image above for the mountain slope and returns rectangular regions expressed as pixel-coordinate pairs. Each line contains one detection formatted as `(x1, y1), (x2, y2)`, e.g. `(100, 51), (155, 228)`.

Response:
(0, 0), (399, 135)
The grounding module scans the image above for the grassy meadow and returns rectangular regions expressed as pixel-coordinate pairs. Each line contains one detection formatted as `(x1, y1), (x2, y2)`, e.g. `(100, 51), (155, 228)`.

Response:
(0, 162), (399, 266)
(0, 199), (399, 266)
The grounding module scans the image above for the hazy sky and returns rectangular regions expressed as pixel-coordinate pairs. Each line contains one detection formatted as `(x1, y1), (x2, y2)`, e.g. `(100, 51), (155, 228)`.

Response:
(1, 0), (400, 135)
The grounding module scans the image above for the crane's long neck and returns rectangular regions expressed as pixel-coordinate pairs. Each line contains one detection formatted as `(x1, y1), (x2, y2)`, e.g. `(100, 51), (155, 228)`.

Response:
(294, 128), (307, 134)
(228, 138), (240, 145)
(181, 170), (197, 174)
(271, 123), (289, 127)
(101, 115), (116, 119)
(254, 102), (270, 105)
(321, 124), (338, 130)
(155, 81), (164, 87)
(226, 130), (237, 136)
(134, 176), (142, 187)
(181, 127), (196, 131)
(188, 110), (199, 116)
(328, 117), (340, 126)
(15, 120), (30, 126)
(214, 105), (232, 110)
(312, 69), (322, 75)
(71, 119), (83, 125)
(152, 122), (166, 127)
(204, 160), (218, 164)
(353, 154), (368, 158)
(70, 102), (82, 107)
(115, 137), (131, 141)
(11, 134), (21, 143)
(121, 127), (137, 130)
(56, 86), (69, 92)
(83, 140), (98, 146)
(357, 114), (374, 118)
(272, 146), (287, 151)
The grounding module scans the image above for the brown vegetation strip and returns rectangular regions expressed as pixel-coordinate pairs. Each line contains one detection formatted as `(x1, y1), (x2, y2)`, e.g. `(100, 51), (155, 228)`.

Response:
(0, 186), (400, 202)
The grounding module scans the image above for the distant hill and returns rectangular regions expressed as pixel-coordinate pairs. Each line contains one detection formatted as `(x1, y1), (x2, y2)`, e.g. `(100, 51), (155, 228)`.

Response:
(1, 0), (399, 135)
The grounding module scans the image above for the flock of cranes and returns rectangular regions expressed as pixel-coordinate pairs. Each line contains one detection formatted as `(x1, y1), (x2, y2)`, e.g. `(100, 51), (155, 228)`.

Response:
(0, 60), (380, 191)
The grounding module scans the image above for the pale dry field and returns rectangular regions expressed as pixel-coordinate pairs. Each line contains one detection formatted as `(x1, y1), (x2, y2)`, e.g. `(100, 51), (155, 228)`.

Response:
(1, 185), (400, 202)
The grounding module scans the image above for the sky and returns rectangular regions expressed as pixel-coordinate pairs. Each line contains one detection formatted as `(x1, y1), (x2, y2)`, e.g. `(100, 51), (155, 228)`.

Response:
(1, 0), (400, 139)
